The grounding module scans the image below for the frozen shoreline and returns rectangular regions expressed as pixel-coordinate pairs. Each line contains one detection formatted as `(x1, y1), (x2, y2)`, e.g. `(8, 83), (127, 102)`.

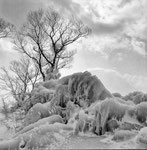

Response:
(0, 122), (145, 149)
(0, 113), (147, 149)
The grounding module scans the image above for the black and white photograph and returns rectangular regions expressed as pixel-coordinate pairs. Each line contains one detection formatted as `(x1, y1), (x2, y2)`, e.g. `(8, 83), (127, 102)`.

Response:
(0, 0), (147, 149)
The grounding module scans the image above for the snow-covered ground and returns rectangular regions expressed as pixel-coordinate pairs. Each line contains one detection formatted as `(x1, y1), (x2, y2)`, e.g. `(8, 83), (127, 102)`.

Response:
(0, 112), (146, 150)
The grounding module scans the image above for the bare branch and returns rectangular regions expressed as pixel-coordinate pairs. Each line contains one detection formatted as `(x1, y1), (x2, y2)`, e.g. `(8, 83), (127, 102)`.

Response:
(13, 9), (90, 81)
(0, 18), (15, 38)
(0, 57), (40, 103)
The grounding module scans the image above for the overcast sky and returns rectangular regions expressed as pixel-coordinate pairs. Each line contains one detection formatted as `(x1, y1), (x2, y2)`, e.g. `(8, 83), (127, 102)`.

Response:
(0, 0), (147, 95)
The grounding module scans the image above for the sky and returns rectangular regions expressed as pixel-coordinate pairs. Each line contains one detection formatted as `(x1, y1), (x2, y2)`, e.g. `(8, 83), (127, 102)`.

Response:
(0, 0), (147, 96)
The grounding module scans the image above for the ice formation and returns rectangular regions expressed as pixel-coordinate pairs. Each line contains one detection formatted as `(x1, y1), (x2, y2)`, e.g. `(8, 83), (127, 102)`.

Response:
(1, 71), (147, 149)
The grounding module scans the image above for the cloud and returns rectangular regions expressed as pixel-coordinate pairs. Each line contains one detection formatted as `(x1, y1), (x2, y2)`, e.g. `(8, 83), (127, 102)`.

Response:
(50, 0), (81, 14)
(82, 16), (124, 35)
(0, 0), (139, 37)
(47, 0), (126, 36)
(47, 0), (147, 57)
(0, 0), (45, 27)
(123, 74), (147, 91)
(0, 39), (19, 67)
(80, 0), (147, 56)
(87, 67), (147, 95)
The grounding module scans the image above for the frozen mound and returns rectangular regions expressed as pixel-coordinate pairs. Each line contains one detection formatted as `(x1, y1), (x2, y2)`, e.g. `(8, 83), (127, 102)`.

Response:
(102, 127), (147, 149)
(21, 79), (59, 111)
(106, 119), (119, 132)
(112, 130), (138, 141)
(23, 97), (66, 127)
(119, 122), (143, 131)
(136, 127), (147, 146)
(23, 98), (79, 127)
(23, 102), (51, 126)
(22, 71), (112, 112)
(23, 71), (113, 119)
(65, 71), (112, 106)
(55, 84), (70, 108)
(89, 97), (147, 136)
(106, 117), (142, 133)
(89, 97), (136, 135)
(44, 71), (112, 107)
(22, 87), (55, 112)
(123, 91), (147, 104)
(74, 109), (94, 135)
(65, 105), (95, 135)
(0, 122), (74, 150)
(134, 102), (147, 125)
(14, 115), (64, 137)
(66, 101), (80, 121)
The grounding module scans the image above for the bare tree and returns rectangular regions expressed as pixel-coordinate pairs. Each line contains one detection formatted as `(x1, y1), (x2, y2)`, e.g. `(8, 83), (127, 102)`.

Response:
(14, 9), (91, 81)
(0, 18), (15, 38)
(0, 98), (10, 118)
(0, 57), (40, 105)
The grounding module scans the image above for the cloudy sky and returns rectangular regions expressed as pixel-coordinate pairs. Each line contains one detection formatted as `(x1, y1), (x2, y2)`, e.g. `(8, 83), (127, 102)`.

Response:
(0, 0), (147, 95)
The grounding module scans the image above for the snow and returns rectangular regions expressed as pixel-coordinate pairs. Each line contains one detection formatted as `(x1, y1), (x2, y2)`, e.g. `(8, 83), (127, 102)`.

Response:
(0, 110), (147, 149)
(1, 72), (147, 149)
(1, 105), (147, 149)
(0, 114), (147, 149)
(136, 127), (147, 149)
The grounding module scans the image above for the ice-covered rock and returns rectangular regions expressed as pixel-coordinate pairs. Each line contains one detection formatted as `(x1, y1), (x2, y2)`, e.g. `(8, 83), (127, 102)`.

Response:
(0, 122), (74, 150)
(119, 122), (143, 131)
(134, 102), (147, 125)
(23, 102), (51, 126)
(26, 71), (112, 113)
(60, 71), (112, 106)
(106, 119), (119, 132)
(66, 101), (80, 122)
(22, 71), (111, 112)
(123, 91), (147, 104)
(91, 98), (136, 135)
(14, 115), (64, 137)
(74, 109), (94, 135)
(55, 84), (70, 108)
(112, 130), (137, 141)
(136, 127), (147, 147)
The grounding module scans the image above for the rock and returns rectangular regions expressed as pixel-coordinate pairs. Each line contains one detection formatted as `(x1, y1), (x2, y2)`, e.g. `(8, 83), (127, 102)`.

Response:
(123, 91), (147, 104)
(136, 127), (147, 145)
(112, 130), (137, 141)
(106, 119), (119, 132)
(119, 122), (143, 131)
(0, 123), (73, 150)
(63, 71), (112, 105)
(23, 102), (51, 126)
(25, 71), (113, 114)
(55, 84), (70, 108)
(91, 98), (135, 135)
(14, 115), (64, 137)
(74, 109), (94, 135)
